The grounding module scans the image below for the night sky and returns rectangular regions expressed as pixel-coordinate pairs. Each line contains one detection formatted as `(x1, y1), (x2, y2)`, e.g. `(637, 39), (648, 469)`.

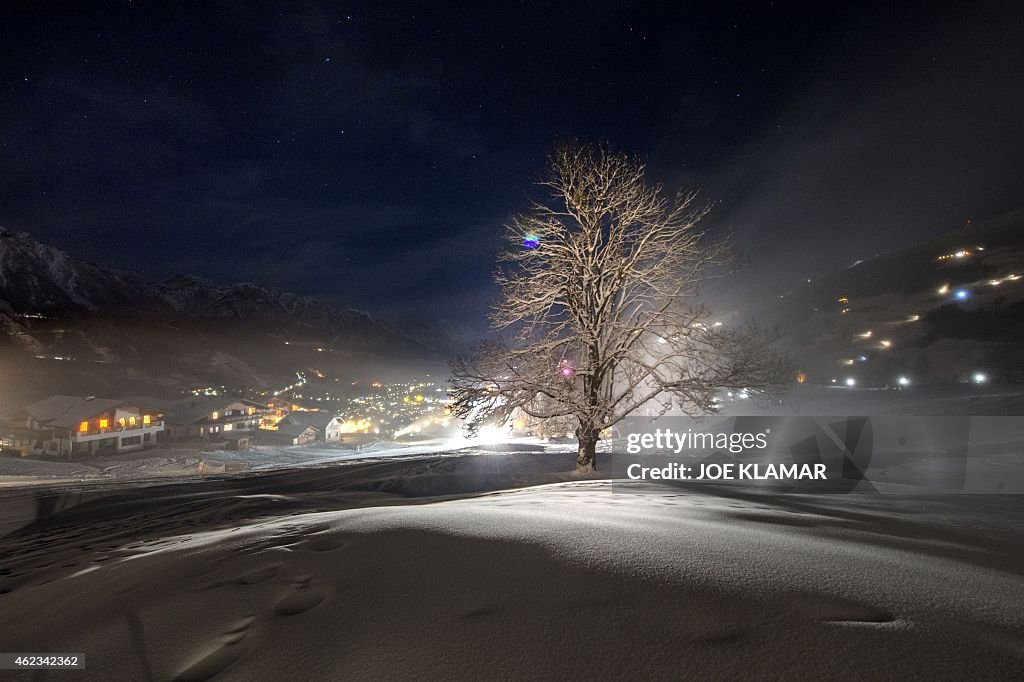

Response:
(3, 1), (1023, 330)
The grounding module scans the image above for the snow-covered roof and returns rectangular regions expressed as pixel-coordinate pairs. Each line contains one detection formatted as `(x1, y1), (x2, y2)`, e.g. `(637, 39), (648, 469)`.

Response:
(280, 411), (338, 431)
(274, 422), (317, 438)
(23, 395), (132, 429)
(164, 396), (266, 425)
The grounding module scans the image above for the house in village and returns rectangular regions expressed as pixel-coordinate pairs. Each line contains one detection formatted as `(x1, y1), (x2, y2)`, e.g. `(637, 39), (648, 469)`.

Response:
(161, 396), (269, 442)
(3, 395), (165, 458)
(261, 421), (319, 446)
(274, 411), (344, 442)
(259, 396), (298, 430)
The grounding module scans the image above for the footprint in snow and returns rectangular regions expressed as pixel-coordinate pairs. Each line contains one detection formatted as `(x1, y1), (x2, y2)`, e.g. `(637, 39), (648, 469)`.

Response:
(274, 586), (328, 616)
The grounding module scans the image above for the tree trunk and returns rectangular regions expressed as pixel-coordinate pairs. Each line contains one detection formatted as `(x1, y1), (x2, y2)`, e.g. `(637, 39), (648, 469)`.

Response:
(576, 427), (599, 472)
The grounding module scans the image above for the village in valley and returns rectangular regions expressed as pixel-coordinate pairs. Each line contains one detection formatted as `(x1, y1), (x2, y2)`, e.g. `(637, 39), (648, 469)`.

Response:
(0, 377), (455, 479)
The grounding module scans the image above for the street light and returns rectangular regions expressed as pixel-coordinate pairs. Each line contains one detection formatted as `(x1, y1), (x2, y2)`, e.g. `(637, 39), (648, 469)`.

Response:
(972, 372), (987, 385)
(845, 377), (856, 387)
(897, 376), (910, 387)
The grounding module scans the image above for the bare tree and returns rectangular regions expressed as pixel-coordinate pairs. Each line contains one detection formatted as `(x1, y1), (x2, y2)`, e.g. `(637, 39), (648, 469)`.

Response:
(450, 143), (789, 472)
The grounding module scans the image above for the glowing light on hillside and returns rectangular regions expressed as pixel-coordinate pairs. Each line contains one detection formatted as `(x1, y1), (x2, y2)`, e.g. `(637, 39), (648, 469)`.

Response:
(955, 289), (969, 300)
(908, 314), (920, 322)
(990, 279), (1002, 286)
(937, 284), (949, 295)
(879, 340), (892, 348)
(845, 377), (856, 387)
(898, 376), (910, 386)
(972, 372), (987, 385)
(857, 330), (872, 338)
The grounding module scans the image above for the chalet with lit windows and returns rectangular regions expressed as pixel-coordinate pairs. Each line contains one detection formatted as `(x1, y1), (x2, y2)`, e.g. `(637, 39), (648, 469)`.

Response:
(162, 397), (270, 441)
(6, 395), (165, 458)
(259, 396), (297, 430)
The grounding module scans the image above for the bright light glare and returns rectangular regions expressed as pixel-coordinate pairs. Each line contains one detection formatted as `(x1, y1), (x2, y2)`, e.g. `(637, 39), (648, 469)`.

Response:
(476, 425), (510, 444)
(972, 372), (987, 384)
(845, 377), (856, 387)
(937, 284), (949, 295)
(898, 376), (910, 386)
(880, 340), (892, 348)
(955, 289), (969, 300)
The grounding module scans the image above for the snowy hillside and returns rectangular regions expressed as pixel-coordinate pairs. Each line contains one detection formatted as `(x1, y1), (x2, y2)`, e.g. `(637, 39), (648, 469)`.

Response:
(728, 210), (1024, 385)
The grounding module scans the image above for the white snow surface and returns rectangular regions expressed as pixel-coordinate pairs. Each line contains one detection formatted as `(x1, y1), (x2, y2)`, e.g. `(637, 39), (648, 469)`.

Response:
(0, 454), (1022, 680)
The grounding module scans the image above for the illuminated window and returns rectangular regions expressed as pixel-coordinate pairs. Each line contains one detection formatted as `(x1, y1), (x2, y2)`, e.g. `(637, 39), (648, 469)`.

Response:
(211, 411), (219, 420)
(129, 416), (137, 426)
(99, 419), (109, 429)
(79, 421), (89, 433)
(143, 415), (151, 425)
(248, 407), (255, 415)
(118, 417), (126, 427)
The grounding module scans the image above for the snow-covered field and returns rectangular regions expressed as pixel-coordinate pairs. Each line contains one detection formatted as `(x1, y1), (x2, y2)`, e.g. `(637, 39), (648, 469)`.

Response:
(0, 438), (575, 487)
(0, 452), (1022, 680)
